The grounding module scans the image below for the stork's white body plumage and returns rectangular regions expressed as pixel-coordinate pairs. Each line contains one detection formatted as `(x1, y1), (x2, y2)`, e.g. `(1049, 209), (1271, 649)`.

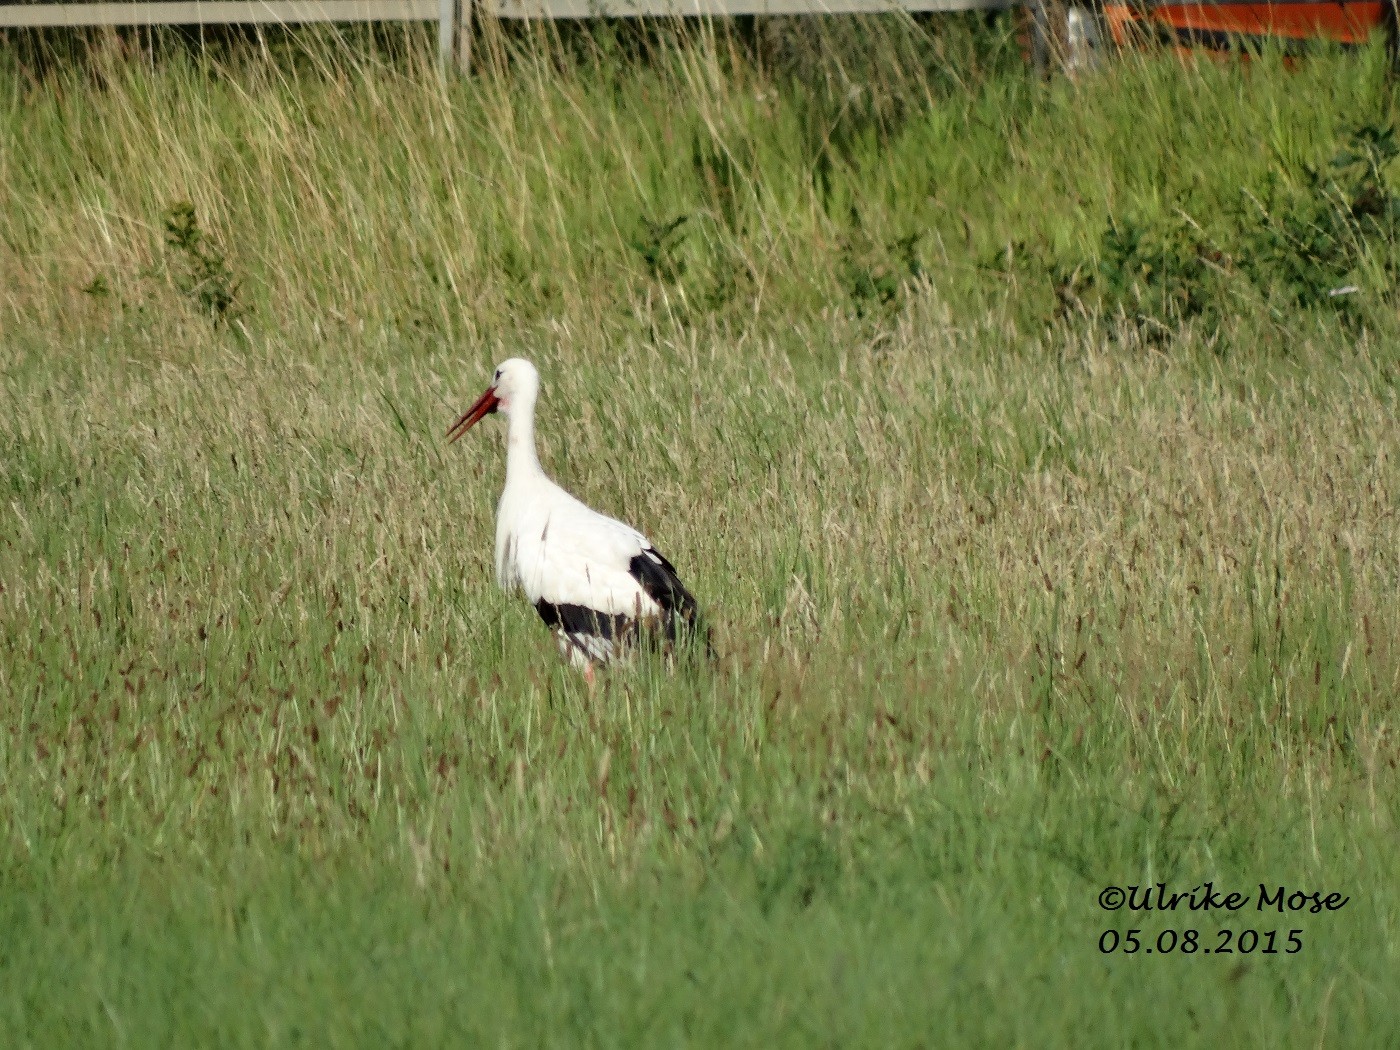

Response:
(493, 465), (678, 666)
(448, 359), (701, 671)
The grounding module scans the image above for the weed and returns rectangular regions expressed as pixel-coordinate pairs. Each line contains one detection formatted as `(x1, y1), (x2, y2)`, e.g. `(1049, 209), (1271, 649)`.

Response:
(1075, 121), (1400, 333)
(162, 200), (239, 322)
(631, 214), (692, 283)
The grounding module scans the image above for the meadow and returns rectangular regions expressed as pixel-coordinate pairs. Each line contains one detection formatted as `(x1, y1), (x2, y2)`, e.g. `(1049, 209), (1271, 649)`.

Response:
(1, 18), (1398, 1045)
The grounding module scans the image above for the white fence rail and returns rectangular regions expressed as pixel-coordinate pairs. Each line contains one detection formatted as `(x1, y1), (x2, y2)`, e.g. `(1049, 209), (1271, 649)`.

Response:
(0, 0), (1020, 70)
(494, 0), (1013, 13)
(0, 0), (436, 25)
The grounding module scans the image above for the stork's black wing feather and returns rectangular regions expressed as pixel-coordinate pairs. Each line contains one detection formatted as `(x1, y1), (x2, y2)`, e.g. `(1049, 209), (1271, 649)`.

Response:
(533, 598), (636, 664)
(532, 546), (709, 664)
(628, 548), (701, 642)
(534, 599), (632, 641)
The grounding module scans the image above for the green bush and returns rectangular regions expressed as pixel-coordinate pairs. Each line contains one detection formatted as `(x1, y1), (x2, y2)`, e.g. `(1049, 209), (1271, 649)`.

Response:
(1079, 122), (1400, 333)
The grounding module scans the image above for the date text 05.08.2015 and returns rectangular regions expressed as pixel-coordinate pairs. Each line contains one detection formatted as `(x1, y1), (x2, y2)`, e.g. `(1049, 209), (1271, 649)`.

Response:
(1099, 929), (1302, 955)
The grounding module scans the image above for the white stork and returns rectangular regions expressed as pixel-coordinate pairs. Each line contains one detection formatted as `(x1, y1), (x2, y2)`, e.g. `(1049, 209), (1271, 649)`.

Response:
(446, 358), (704, 678)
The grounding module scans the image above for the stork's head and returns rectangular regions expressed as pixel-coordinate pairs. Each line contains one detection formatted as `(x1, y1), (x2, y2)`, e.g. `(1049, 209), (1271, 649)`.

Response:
(447, 358), (539, 443)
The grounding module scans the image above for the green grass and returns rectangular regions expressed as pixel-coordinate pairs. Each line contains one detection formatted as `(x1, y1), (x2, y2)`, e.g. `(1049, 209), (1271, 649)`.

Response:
(2, 21), (1399, 1046)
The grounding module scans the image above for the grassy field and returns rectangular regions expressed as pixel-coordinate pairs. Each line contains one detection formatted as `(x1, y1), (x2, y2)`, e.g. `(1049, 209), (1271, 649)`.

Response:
(2, 20), (1399, 1046)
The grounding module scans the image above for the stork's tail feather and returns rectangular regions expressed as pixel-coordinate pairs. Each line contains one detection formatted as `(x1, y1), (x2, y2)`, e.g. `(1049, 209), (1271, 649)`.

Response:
(628, 549), (696, 628)
(628, 547), (715, 664)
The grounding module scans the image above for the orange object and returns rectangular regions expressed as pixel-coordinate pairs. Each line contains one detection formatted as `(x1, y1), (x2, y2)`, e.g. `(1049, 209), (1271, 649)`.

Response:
(1102, 1), (1390, 51)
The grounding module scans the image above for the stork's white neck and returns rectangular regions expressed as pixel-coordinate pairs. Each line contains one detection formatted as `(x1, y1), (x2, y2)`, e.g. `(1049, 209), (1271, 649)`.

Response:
(504, 389), (545, 484)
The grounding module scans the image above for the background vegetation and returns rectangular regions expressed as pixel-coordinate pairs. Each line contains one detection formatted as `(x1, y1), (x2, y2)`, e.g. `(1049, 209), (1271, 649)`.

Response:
(2, 17), (1398, 1045)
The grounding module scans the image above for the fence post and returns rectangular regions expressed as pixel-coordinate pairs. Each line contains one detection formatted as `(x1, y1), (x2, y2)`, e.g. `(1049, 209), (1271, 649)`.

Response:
(1030, 0), (1049, 77)
(438, 0), (452, 67)
(439, 0), (473, 72)
(456, 0), (473, 73)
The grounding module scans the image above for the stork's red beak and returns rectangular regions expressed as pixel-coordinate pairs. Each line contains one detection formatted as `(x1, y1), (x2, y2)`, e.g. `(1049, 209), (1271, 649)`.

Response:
(446, 386), (500, 443)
